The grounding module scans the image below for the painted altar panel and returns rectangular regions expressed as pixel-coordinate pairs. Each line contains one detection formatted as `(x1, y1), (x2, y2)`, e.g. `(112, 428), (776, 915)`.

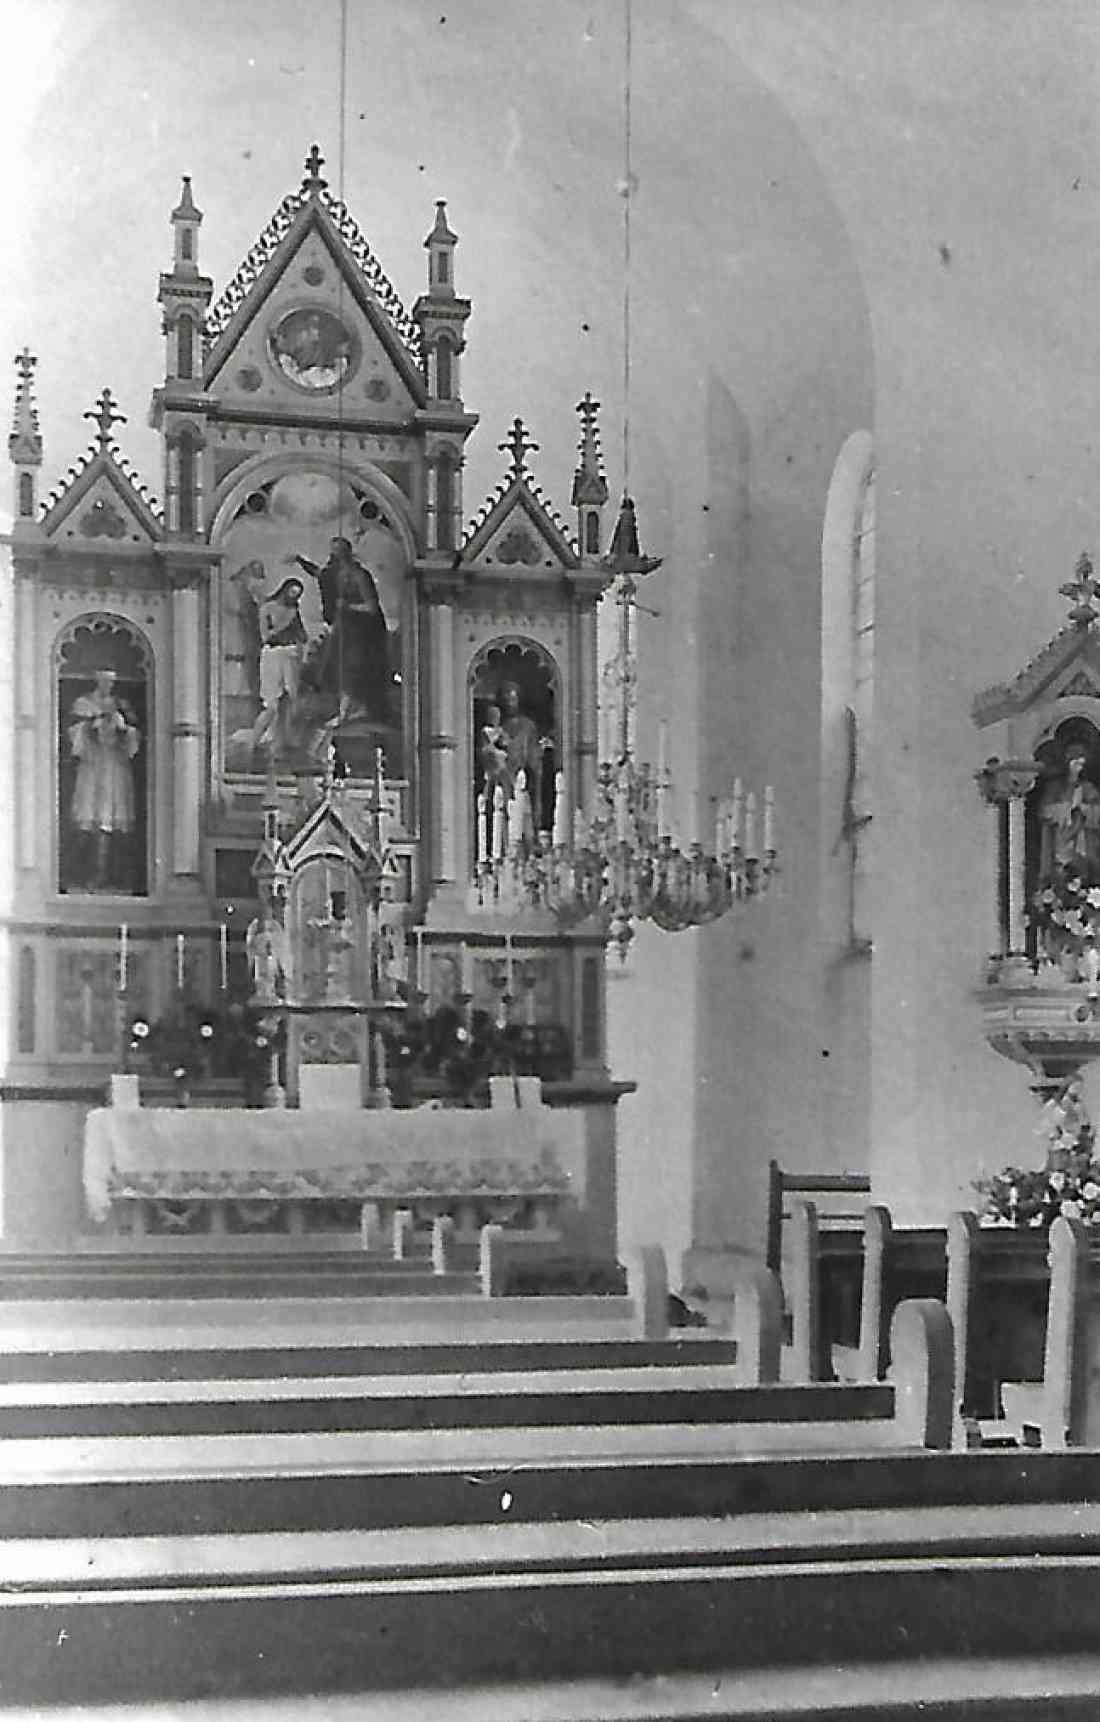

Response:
(217, 468), (407, 779)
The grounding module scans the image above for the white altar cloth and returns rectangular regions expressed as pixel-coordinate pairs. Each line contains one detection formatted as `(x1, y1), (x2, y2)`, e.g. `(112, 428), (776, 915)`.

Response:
(83, 1091), (579, 1224)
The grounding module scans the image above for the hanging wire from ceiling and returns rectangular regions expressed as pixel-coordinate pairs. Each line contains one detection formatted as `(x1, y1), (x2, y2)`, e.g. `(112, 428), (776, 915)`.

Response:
(621, 0), (634, 498)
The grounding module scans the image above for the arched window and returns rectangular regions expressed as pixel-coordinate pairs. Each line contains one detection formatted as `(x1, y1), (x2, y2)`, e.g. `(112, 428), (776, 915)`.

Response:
(585, 510), (600, 556)
(436, 251), (449, 287)
(177, 315), (194, 381)
(436, 452), (455, 551)
(435, 339), (453, 401)
(176, 431), (198, 536)
(18, 473), (34, 518)
(821, 431), (875, 953)
(56, 617), (151, 898)
(180, 228), (194, 262)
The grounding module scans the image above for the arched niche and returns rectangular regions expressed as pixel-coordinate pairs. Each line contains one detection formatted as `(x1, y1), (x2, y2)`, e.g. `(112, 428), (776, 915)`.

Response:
(55, 616), (152, 897)
(284, 854), (370, 1006)
(469, 638), (560, 842)
(1025, 715), (1100, 957)
(210, 457), (415, 780)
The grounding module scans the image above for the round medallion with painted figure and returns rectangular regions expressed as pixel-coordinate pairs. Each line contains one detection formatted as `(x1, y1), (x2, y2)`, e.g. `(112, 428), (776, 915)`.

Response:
(268, 307), (358, 392)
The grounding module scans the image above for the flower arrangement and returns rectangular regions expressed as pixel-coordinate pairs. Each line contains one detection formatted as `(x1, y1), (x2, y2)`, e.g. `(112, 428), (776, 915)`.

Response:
(1028, 865), (1100, 955)
(127, 1000), (283, 1101)
(976, 1076), (1100, 1227)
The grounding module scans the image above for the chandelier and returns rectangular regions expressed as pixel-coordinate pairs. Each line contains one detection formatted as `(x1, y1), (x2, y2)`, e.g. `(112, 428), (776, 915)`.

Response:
(472, 492), (777, 961)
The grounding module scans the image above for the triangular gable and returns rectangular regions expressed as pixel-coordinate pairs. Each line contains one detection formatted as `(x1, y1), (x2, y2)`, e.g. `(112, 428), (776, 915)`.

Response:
(203, 191), (426, 410)
(282, 794), (380, 875)
(461, 478), (579, 574)
(40, 449), (163, 545)
(973, 628), (1100, 727)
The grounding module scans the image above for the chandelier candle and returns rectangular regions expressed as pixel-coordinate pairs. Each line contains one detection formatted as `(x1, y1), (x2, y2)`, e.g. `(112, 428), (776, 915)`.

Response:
(176, 933), (185, 992)
(118, 923), (128, 993)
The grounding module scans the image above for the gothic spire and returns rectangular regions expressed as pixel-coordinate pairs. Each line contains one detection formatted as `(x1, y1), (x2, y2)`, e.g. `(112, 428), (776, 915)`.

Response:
(602, 493), (662, 579)
(571, 392), (608, 507)
(9, 348), (42, 466)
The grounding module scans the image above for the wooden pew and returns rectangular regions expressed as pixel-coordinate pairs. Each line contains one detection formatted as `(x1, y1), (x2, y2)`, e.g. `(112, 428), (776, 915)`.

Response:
(765, 1158), (870, 1273)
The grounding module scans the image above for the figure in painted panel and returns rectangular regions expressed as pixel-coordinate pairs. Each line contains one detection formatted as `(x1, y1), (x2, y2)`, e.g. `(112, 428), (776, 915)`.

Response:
(287, 537), (391, 726)
(1039, 746), (1100, 886)
(68, 670), (141, 889)
(252, 576), (308, 752)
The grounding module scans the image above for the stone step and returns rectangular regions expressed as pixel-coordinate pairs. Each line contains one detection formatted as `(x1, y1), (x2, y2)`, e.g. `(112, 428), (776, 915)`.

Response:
(2, 1513), (1099, 1707)
(0, 1255), (482, 1300)
(0, 1373), (893, 1440)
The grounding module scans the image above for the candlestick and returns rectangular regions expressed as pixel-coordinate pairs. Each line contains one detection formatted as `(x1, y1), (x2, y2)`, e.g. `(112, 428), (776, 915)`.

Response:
(763, 785), (775, 854)
(715, 802), (728, 860)
(219, 922), (228, 991)
(504, 932), (514, 994)
(414, 929), (426, 997)
(656, 718), (669, 784)
(176, 932), (186, 992)
(460, 942), (474, 998)
(525, 969), (537, 1026)
(118, 923), (128, 993)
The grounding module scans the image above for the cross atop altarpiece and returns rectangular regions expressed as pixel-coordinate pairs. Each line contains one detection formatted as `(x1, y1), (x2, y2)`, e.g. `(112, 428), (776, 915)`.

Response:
(83, 388), (127, 451)
(499, 418), (539, 482)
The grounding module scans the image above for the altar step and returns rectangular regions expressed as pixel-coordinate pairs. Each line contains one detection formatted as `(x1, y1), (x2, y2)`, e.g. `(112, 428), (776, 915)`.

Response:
(0, 1249), (482, 1301)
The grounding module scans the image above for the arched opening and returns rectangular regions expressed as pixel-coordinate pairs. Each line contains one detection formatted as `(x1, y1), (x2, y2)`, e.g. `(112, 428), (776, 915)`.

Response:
(176, 430), (199, 536)
(436, 451), (456, 551)
(1026, 717), (1100, 961)
(18, 473), (34, 518)
(56, 617), (151, 897)
(470, 639), (559, 858)
(435, 339), (453, 401)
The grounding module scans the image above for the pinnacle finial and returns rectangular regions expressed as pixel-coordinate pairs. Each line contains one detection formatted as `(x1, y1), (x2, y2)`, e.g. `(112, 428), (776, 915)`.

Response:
(1060, 550), (1100, 629)
(572, 391), (609, 508)
(9, 348), (42, 463)
(83, 388), (126, 451)
(171, 174), (201, 221)
(302, 144), (327, 195)
(499, 418), (539, 481)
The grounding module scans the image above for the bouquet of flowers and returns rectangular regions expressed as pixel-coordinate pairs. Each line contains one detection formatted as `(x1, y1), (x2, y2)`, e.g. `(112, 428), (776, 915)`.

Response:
(976, 1077), (1100, 1227)
(1029, 866), (1100, 955)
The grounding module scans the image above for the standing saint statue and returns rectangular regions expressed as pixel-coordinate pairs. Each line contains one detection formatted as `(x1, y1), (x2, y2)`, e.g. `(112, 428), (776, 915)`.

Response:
(68, 669), (141, 891)
(498, 680), (550, 824)
(1038, 745), (1100, 886)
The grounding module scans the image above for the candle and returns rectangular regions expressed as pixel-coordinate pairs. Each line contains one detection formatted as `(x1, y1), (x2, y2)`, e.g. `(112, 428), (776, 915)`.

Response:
(744, 792), (758, 860)
(118, 923), (128, 992)
(176, 932), (186, 992)
(414, 928), (426, 995)
(460, 942), (474, 997)
(573, 807), (588, 850)
(551, 772), (567, 848)
(715, 802), (728, 860)
(763, 785), (775, 854)
(219, 922), (228, 991)
(504, 932), (514, 994)
(525, 969), (537, 1026)
(656, 718), (669, 784)
(492, 785), (506, 859)
(476, 792), (488, 866)
(730, 778), (744, 847)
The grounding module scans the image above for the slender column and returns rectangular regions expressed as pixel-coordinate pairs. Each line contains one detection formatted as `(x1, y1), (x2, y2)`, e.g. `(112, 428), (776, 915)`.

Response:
(16, 579), (37, 872)
(165, 443), (180, 534)
(171, 580), (203, 877)
(986, 798), (1004, 958)
(1007, 793), (1026, 953)
(426, 601), (457, 887)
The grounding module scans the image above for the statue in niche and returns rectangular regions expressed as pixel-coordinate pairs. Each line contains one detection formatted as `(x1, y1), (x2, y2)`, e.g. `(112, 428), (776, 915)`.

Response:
(246, 909), (288, 1004)
(478, 702), (510, 793)
(285, 537), (392, 727)
(498, 680), (549, 818)
(1038, 743), (1100, 887)
(67, 669), (142, 892)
